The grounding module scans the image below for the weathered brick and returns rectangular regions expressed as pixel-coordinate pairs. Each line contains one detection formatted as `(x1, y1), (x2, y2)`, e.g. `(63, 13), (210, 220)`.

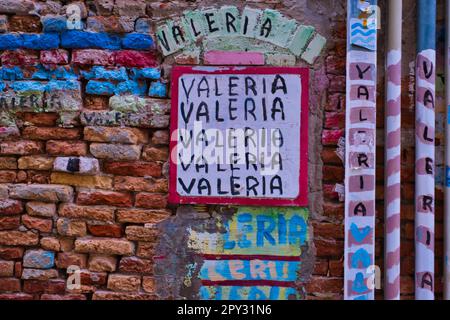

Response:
(8, 15), (41, 32)
(0, 170), (16, 183)
(119, 256), (152, 274)
(107, 274), (141, 292)
(125, 226), (158, 242)
(87, 224), (122, 238)
(151, 130), (169, 145)
(18, 156), (54, 170)
(26, 202), (56, 218)
(56, 218), (87, 237)
(104, 161), (161, 177)
(16, 113), (59, 126)
(0, 199), (23, 215)
(88, 255), (117, 272)
(74, 238), (134, 255)
(90, 143), (142, 161)
(0, 293), (33, 300)
(142, 276), (154, 293)
(141, 146), (168, 162)
(46, 140), (87, 156)
(21, 268), (58, 280)
(114, 177), (167, 193)
(0, 141), (43, 155)
(86, 16), (134, 33)
(40, 49), (69, 64)
(53, 157), (100, 175)
(72, 49), (115, 66)
(9, 184), (73, 202)
(135, 193), (167, 209)
(56, 252), (87, 269)
(305, 276), (343, 294)
(1, 49), (39, 66)
(116, 208), (171, 224)
(0, 231), (39, 246)
(76, 189), (132, 207)
(113, 0), (146, 17)
(22, 215), (53, 233)
(0, 260), (14, 277)
(136, 242), (155, 259)
(40, 294), (87, 300)
(40, 237), (60, 252)
(50, 173), (113, 189)
(58, 204), (114, 222)
(23, 250), (55, 269)
(84, 126), (148, 144)
(23, 127), (80, 140)
(0, 157), (17, 170)
(92, 290), (155, 300)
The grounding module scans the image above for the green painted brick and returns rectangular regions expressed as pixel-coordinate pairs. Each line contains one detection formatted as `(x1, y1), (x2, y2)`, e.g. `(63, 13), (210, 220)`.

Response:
(240, 7), (262, 38)
(301, 33), (327, 64)
(288, 25), (315, 56)
(219, 6), (240, 36)
(182, 10), (207, 41)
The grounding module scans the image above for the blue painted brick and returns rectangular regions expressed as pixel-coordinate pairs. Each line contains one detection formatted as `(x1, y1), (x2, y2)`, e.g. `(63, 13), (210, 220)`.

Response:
(135, 18), (152, 33)
(22, 33), (60, 50)
(46, 80), (80, 91)
(10, 81), (47, 92)
(115, 80), (147, 95)
(42, 16), (68, 33)
(82, 66), (128, 81)
(149, 81), (167, 98)
(32, 65), (77, 80)
(61, 31), (121, 50)
(86, 80), (116, 95)
(0, 34), (22, 50)
(0, 67), (24, 81)
(121, 33), (154, 50)
(23, 250), (55, 269)
(130, 67), (160, 80)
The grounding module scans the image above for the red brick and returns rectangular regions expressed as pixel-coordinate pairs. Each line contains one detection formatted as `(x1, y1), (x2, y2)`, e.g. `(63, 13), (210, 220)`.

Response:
(84, 95), (109, 110)
(0, 247), (24, 260)
(323, 184), (340, 201)
(119, 256), (153, 274)
(0, 140), (43, 155)
(322, 130), (344, 146)
(115, 50), (158, 68)
(22, 215), (53, 233)
(329, 260), (344, 277)
(313, 260), (329, 276)
(0, 293), (33, 300)
(326, 55), (345, 75)
(323, 165), (344, 181)
(0, 170), (16, 183)
(87, 224), (122, 238)
(325, 112), (345, 128)
(305, 276), (343, 294)
(0, 278), (21, 292)
(326, 94), (345, 112)
(9, 15), (41, 32)
(313, 222), (344, 239)
(0, 216), (20, 230)
(23, 279), (65, 294)
(104, 161), (162, 177)
(23, 127), (80, 140)
(76, 190), (133, 207)
(40, 49), (69, 64)
(315, 239), (343, 257)
(46, 140), (87, 156)
(0, 200), (23, 215)
(41, 294), (87, 300)
(0, 50), (39, 66)
(56, 252), (87, 269)
(321, 148), (342, 165)
(16, 113), (59, 126)
(135, 193), (167, 209)
(141, 147), (169, 162)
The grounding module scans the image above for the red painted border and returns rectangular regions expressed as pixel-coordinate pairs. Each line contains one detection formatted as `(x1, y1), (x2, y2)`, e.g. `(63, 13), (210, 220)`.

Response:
(169, 66), (309, 207)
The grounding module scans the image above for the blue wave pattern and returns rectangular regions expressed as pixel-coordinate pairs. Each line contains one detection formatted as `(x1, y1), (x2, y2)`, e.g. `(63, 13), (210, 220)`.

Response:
(350, 18), (376, 51)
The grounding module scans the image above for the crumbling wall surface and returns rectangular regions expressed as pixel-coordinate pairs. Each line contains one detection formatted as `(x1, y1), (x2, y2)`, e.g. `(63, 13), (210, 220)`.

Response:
(0, 0), (342, 300)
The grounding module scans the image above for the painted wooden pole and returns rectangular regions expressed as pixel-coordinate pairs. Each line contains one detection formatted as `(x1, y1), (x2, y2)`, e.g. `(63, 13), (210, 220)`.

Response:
(344, 0), (377, 300)
(444, 0), (450, 301)
(415, 0), (435, 300)
(385, 0), (402, 301)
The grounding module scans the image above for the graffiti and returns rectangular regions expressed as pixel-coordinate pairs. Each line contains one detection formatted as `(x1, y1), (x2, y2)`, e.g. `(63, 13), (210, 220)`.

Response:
(384, 0), (402, 300)
(155, 206), (313, 300)
(169, 66), (308, 206)
(415, 0), (436, 300)
(155, 6), (326, 64)
(344, 0), (377, 300)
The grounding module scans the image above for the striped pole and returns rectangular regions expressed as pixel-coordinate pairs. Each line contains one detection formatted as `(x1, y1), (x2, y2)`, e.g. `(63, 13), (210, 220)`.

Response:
(385, 0), (402, 300)
(344, 0), (377, 300)
(444, 0), (450, 300)
(415, 0), (435, 300)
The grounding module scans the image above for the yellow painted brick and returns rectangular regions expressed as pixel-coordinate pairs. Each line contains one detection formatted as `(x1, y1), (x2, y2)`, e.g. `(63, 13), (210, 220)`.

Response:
(50, 173), (113, 189)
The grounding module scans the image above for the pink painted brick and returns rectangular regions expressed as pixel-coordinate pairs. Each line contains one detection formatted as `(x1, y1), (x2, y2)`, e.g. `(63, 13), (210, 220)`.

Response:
(115, 50), (158, 68)
(72, 49), (115, 66)
(40, 50), (69, 65)
(322, 129), (344, 146)
(204, 51), (265, 66)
